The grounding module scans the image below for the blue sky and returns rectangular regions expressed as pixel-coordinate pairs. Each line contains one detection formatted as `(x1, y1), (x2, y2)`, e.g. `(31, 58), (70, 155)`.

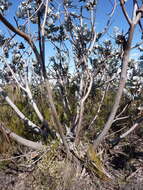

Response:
(0, 0), (143, 62)
(95, 0), (142, 60)
(1, 0), (142, 39)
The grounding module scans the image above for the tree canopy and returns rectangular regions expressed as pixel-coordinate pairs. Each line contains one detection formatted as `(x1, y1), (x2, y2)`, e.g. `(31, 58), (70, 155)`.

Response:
(0, 0), (143, 187)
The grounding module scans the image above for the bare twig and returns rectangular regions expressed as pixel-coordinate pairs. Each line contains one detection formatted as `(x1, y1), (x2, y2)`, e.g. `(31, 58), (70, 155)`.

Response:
(110, 117), (143, 146)
(115, 102), (131, 118)
(89, 84), (109, 129)
(108, 0), (117, 17)
(0, 87), (41, 133)
(120, 122), (138, 138)
(134, 5), (143, 24)
(93, 1), (140, 149)
(113, 116), (129, 122)
(105, 125), (127, 138)
(0, 13), (41, 66)
(131, 40), (143, 49)
(2, 56), (44, 122)
(75, 71), (93, 143)
(41, 0), (49, 37)
(24, 1), (44, 26)
(120, 0), (132, 25)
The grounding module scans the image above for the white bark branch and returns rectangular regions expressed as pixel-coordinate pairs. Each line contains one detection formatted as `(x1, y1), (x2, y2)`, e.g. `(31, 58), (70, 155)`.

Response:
(0, 87), (41, 133)
(0, 124), (44, 150)
(2, 48), (44, 123)
(75, 72), (93, 143)
(89, 84), (109, 129)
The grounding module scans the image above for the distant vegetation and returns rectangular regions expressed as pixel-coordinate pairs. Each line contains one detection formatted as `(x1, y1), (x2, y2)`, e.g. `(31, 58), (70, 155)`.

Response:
(0, 0), (143, 189)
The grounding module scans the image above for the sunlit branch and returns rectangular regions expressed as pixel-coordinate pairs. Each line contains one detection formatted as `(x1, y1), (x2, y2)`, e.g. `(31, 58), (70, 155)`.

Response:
(120, 0), (132, 25)
(0, 87), (41, 133)
(89, 84), (109, 129)
(0, 124), (44, 150)
(0, 13), (41, 62)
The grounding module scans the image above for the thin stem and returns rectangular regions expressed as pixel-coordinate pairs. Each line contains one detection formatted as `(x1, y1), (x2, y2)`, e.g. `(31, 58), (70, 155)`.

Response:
(93, 24), (135, 150)
(120, 0), (132, 25)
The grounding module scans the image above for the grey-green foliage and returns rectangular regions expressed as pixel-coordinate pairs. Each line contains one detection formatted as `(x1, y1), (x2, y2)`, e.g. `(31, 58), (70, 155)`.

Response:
(16, 0), (37, 19)
(0, 0), (11, 14)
